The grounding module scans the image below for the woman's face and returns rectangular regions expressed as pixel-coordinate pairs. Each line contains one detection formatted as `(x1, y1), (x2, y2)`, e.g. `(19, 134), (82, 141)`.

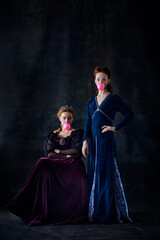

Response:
(59, 112), (74, 128)
(95, 72), (110, 88)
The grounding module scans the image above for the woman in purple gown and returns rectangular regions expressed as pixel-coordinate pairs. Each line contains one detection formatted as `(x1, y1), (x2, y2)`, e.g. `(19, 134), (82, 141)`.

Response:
(5, 105), (87, 225)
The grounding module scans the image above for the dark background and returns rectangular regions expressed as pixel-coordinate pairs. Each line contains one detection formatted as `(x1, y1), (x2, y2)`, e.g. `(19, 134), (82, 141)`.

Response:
(0, 0), (159, 208)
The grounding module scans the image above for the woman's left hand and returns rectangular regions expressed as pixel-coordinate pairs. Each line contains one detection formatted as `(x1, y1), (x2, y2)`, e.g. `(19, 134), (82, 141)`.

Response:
(54, 149), (60, 154)
(101, 125), (116, 133)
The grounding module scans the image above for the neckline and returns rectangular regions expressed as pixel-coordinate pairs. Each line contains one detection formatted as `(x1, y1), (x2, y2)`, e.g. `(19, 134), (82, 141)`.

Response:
(56, 129), (79, 139)
(95, 93), (111, 108)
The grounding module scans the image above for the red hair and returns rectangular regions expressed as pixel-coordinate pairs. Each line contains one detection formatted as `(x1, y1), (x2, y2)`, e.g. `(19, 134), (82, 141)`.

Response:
(93, 66), (114, 95)
(57, 109), (76, 118)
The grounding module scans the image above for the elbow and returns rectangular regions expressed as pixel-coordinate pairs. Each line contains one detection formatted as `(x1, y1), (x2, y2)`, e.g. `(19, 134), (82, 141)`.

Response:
(126, 110), (135, 122)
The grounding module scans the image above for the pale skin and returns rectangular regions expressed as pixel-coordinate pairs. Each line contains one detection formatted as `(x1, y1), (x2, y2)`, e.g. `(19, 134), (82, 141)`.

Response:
(54, 112), (75, 158)
(82, 72), (116, 158)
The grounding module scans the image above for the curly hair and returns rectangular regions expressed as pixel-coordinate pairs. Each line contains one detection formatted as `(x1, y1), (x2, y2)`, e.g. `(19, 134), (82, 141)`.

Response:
(56, 109), (76, 133)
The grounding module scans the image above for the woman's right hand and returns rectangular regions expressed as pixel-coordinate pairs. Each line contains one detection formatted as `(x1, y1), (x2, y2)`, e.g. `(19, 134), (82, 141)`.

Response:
(82, 140), (89, 158)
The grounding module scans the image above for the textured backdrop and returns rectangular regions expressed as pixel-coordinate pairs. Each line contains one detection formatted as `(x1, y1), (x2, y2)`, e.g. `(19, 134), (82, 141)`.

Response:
(0, 0), (159, 207)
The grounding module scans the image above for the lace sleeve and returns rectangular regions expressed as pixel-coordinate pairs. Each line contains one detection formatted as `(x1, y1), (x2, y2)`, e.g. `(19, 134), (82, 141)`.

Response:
(72, 129), (84, 154)
(48, 152), (68, 159)
(43, 132), (55, 155)
(59, 148), (79, 155)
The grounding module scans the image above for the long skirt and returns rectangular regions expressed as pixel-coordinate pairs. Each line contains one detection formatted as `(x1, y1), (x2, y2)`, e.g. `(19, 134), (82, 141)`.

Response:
(5, 157), (87, 225)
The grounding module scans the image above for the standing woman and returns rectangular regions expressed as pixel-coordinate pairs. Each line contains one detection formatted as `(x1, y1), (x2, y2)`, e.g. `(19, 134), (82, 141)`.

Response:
(6, 105), (87, 225)
(82, 66), (134, 224)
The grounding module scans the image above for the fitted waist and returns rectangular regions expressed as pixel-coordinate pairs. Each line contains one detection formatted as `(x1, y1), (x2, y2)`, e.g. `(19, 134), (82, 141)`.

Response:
(91, 123), (113, 137)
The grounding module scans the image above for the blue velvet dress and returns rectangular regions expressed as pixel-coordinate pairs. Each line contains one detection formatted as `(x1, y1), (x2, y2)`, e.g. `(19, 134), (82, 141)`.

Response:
(83, 93), (134, 224)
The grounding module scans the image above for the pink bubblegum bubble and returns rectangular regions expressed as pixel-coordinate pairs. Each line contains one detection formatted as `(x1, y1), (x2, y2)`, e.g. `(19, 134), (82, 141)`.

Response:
(64, 123), (71, 130)
(97, 83), (105, 90)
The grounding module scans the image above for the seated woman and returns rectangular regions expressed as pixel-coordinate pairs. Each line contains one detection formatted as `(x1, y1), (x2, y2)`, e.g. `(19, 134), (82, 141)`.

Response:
(5, 105), (87, 226)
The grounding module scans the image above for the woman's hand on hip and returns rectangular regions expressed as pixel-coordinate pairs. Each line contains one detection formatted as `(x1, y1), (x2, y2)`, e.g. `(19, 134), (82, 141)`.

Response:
(101, 125), (116, 133)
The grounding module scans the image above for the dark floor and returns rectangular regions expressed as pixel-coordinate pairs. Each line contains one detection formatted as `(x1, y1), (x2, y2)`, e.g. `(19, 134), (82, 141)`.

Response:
(0, 204), (160, 240)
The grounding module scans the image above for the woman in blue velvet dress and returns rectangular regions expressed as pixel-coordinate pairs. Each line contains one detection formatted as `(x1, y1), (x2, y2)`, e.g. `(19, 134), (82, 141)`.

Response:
(82, 66), (134, 224)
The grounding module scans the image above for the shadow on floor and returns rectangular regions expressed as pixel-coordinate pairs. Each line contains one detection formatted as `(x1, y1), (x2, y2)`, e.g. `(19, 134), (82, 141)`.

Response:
(0, 204), (160, 240)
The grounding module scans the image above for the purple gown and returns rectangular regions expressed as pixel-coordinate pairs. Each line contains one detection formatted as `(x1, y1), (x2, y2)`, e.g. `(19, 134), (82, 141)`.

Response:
(5, 129), (87, 225)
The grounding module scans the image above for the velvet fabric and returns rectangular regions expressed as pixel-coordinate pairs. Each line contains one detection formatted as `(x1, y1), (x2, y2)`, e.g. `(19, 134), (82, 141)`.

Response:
(83, 93), (134, 223)
(5, 129), (87, 225)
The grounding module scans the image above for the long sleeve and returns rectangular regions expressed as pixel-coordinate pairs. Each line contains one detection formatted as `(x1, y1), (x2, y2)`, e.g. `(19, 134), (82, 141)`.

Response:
(71, 129), (84, 154)
(47, 152), (68, 159)
(114, 95), (135, 132)
(43, 131), (55, 155)
(83, 98), (92, 141)
(59, 148), (79, 155)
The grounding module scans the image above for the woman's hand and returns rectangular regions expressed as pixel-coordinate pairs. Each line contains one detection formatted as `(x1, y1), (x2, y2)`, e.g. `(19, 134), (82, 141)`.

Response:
(101, 125), (116, 133)
(54, 149), (60, 154)
(82, 140), (89, 158)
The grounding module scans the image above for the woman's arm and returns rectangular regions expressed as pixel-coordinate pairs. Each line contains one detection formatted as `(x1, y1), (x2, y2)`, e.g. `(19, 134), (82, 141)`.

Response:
(54, 129), (84, 157)
(82, 139), (89, 158)
(43, 132), (55, 156)
(101, 95), (134, 134)
(114, 95), (135, 131)
(82, 99), (92, 158)
(54, 148), (79, 155)
(83, 99), (92, 141)
(48, 152), (71, 159)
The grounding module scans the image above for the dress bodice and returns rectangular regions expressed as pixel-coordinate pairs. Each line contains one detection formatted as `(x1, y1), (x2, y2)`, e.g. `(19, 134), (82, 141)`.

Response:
(83, 93), (134, 139)
(44, 129), (84, 156)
